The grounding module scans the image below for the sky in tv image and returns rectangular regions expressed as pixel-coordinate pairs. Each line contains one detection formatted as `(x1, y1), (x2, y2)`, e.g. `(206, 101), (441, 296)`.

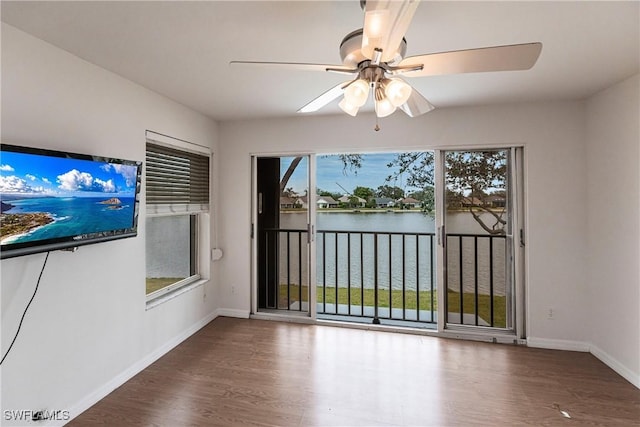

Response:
(0, 150), (139, 245)
(0, 151), (137, 197)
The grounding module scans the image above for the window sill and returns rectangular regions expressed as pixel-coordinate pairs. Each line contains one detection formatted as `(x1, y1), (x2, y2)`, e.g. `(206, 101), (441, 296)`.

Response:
(145, 278), (208, 310)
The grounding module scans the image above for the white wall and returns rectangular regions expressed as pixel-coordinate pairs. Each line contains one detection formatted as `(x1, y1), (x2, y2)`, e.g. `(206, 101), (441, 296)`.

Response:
(586, 73), (640, 387)
(2, 21), (637, 426)
(218, 101), (590, 345)
(1, 24), (220, 424)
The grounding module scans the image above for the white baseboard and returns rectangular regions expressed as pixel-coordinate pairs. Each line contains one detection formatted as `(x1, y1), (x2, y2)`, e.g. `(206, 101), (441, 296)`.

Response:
(590, 344), (640, 389)
(216, 308), (250, 318)
(66, 310), (219, 425)
(527, 336), (590, 352)
(528, 337), (639, 389)
(61, 315), (637, 427)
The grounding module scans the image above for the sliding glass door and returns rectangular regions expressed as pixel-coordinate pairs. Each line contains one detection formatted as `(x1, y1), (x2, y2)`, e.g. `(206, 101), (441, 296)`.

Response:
(438, 148), (525, 337)
(250, 148), (525, 337)
(253, 155), (314, 316)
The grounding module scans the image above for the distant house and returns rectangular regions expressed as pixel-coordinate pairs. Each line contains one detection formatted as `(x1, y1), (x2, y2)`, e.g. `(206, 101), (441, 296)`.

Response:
(338, 194), (366, 207)
(485, 194), (506, 208)
(299, 195), (338, 209)
(460, 196), (486, 208)
(279, 196), (302, 209)
(373, 197), (394, 208)
(399, 197), (421, 208)
(317, 195), (339, 209)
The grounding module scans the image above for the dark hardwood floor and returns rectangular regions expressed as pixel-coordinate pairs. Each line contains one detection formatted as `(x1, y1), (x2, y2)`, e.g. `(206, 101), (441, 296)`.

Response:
(70, 317), (639, 426)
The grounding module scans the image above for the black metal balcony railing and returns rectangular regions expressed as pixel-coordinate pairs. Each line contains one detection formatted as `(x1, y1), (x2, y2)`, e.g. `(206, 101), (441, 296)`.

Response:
(262, 228), (309, 312)
(316, 230), (436, 325)
(261, 228), (507, 328)
(445, 233), (507, 328)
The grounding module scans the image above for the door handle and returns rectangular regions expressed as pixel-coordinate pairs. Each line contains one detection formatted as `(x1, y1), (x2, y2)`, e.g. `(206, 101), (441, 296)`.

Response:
(438, 226), (445, 247)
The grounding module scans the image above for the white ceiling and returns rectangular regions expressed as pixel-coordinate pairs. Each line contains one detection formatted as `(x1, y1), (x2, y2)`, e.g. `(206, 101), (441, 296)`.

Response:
(2, 1), (638, 121)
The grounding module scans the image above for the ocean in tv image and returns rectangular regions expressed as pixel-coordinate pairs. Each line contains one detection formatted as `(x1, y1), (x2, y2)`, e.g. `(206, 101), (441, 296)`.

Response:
(0, 148), (139, 245)
(1, 196), (136, 243)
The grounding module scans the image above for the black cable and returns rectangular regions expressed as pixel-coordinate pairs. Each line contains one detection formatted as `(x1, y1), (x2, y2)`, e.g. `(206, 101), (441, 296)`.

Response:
(0, 251), (50, 365)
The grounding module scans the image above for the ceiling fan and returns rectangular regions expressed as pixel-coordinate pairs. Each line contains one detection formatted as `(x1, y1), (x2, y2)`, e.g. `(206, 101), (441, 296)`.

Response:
(231, 0), (542, 120)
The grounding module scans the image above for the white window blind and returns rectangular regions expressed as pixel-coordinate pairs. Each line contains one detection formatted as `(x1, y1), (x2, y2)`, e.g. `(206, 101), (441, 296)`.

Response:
(146, 142), (210, 214)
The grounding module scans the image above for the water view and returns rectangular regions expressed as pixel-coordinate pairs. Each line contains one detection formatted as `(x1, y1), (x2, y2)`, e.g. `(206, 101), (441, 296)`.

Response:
(278, 210), (506, 297)
(316, 210), (434, 233)
(1, 196), (136, 244)
(264, 151), (511, 327)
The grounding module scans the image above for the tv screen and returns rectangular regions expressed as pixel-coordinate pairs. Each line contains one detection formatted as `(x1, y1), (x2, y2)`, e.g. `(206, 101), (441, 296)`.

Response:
(0, 143), (142, 259)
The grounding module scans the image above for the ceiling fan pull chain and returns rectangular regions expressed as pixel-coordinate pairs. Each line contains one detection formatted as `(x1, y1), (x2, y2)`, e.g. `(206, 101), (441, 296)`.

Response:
(374, 116), (380, 132)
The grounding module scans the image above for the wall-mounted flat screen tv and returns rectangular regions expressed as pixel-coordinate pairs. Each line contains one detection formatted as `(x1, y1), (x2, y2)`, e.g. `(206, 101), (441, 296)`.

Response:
(1, 143), (142, 259)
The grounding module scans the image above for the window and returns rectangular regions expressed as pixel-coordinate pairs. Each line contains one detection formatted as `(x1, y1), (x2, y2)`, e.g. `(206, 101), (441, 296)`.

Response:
(145, 135), (210, 302)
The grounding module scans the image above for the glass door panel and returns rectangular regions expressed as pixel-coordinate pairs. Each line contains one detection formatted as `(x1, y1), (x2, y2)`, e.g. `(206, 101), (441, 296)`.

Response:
(442, 149), (516, 332)
(256, 156), (310, 314)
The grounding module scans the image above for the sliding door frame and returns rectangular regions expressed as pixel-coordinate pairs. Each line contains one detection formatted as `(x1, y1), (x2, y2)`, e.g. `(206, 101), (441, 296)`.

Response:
(250, 153), (317, 319)
(435, 146), (526, 341)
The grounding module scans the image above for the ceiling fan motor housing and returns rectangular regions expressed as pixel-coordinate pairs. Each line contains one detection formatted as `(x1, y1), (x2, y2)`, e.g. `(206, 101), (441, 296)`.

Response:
(340, 29), (407, 67)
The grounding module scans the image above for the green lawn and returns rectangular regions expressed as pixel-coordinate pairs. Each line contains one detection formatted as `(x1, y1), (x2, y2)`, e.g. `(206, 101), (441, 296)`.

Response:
(146, 277), (183, 295)
(146, 280), (505, 327)
(277, 284), (506, 328)
(446, 291), (506, 328)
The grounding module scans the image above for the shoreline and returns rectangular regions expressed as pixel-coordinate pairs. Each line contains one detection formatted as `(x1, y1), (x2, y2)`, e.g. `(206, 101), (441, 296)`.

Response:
(0, 212), (56, 243)
(282, 208), (426, 214)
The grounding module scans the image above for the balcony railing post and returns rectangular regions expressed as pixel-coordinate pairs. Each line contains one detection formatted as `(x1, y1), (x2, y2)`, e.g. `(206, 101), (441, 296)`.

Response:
(335, 232), (339, 314)
(298, 231), (302, 311)
(360, 233), (364, 316)
(286, 230), (290, 310)
(430, 234), (435, 323)
(373, 233), (380, 324)
(347, 232), (352, 315)
(416, 234), (420, 322)
(402, 234), (406, 321)
(459, 235), (464, 324)
(489, 237), (494, 327)
(388, 233), (392, 319)
(474, 235), (479, 326)
(322, 231), (326, 314)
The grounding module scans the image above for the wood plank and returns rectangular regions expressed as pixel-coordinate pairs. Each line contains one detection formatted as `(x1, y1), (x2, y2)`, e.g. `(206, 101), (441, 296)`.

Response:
(69, 317), (640, 426)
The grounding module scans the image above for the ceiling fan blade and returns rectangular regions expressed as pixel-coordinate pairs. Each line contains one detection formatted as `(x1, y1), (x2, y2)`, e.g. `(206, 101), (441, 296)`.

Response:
(362, 0), (420, 63)
(298, 82), (347, 113)
(399, 87), (435, 117)
(230, 61), (357, 75)
(396, 42), (543, 77)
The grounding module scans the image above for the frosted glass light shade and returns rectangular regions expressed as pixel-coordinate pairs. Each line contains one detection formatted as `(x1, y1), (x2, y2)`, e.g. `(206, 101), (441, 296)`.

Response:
(344, 79), (370, 107)
(339, 98), (359, 117)
(375, 97), (396, 118)
(362, 9), (390, 59)
(385, 78), (412, 107)
(364, 9), (388, 39)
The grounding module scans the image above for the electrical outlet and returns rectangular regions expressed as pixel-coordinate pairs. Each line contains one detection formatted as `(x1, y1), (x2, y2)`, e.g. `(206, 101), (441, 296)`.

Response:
(231, 284), (236, 295)
(547, 308), (554, 320)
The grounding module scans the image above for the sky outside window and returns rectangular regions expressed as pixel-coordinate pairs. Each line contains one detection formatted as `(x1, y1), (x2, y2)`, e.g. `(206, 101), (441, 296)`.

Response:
(281, 153), (425, 196)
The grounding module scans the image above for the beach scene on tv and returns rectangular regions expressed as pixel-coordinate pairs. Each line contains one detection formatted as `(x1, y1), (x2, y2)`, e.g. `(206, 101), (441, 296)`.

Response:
(0, 150), (139, 246)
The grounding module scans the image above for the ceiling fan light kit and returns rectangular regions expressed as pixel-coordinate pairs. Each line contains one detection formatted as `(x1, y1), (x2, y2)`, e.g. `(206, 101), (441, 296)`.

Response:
(374, 88), (396, 118)
(339, 97), (359, 117)
(231, 0), (542, 125)
(384, 78), (412, 107)
(344, 78), (370, 107)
